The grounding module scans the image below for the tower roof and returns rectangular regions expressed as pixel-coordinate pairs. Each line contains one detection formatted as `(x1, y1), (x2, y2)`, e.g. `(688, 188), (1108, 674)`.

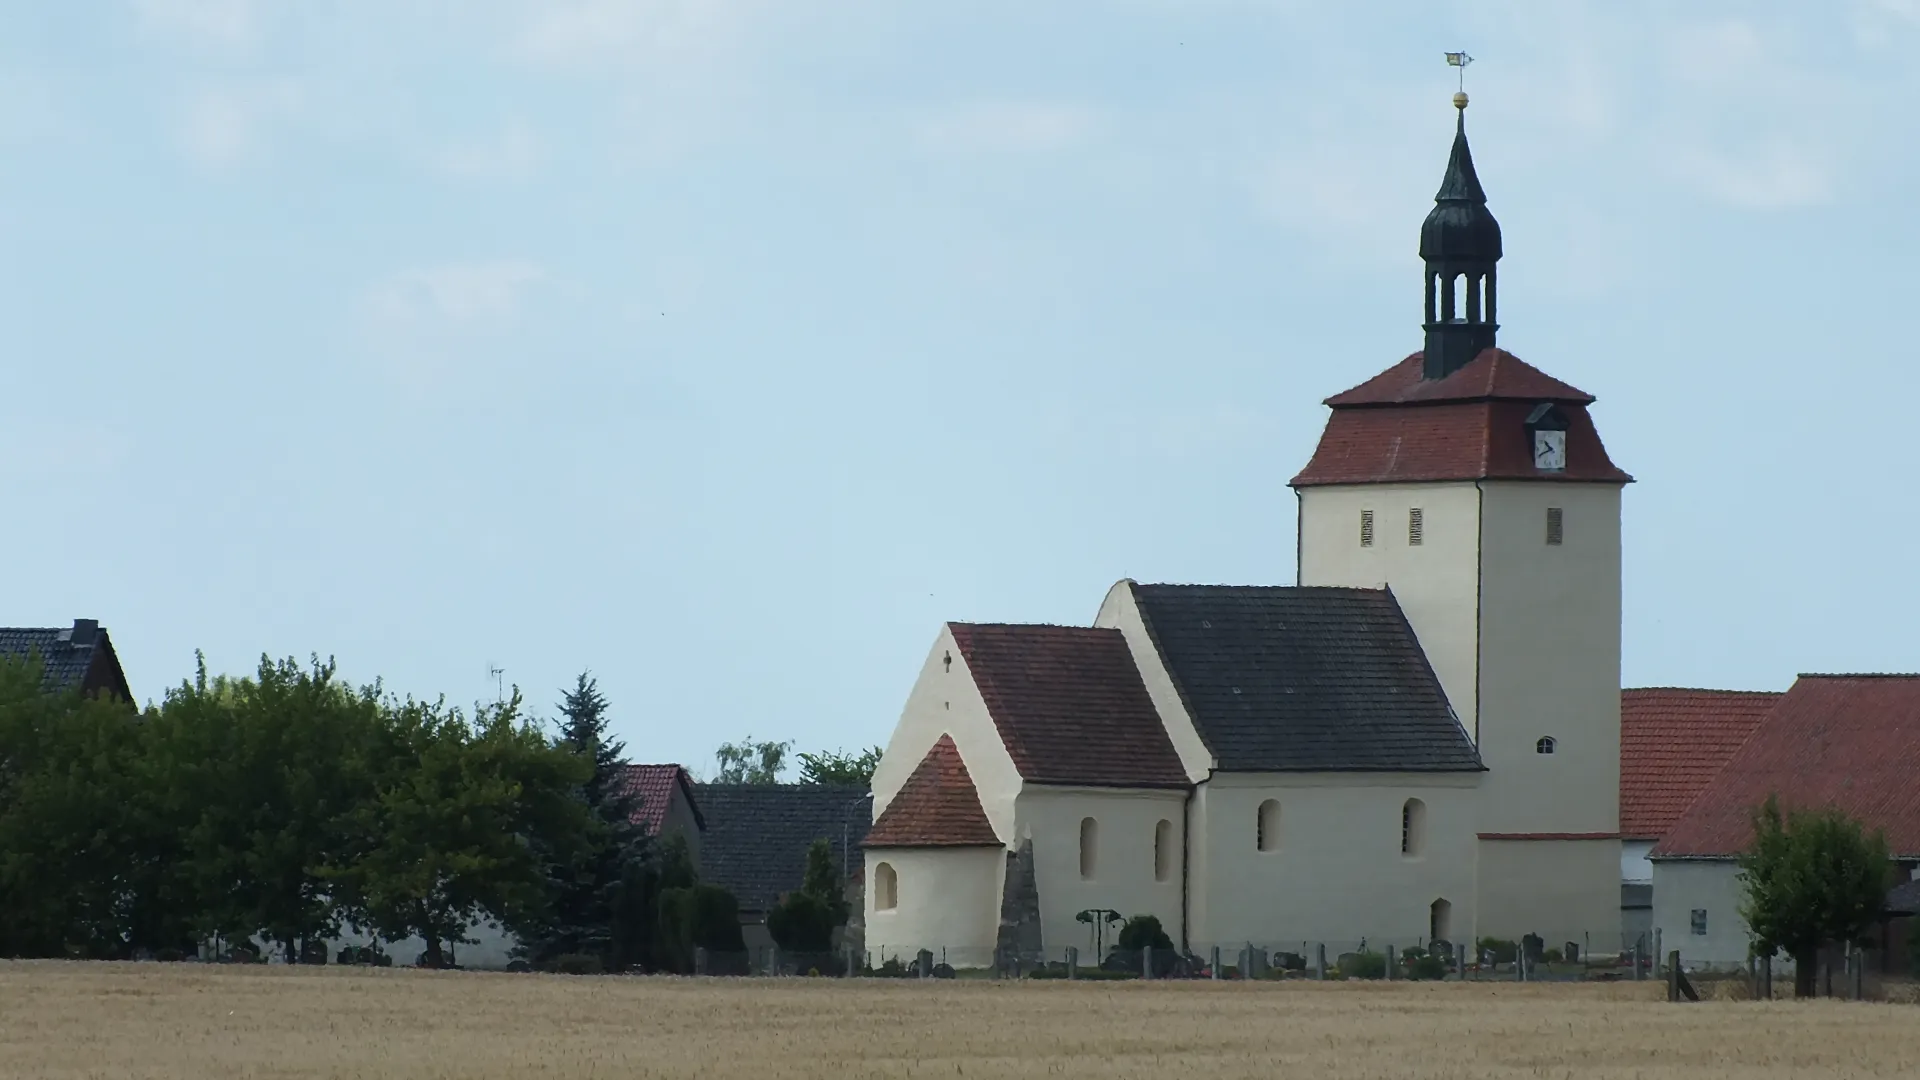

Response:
(1419, 101), (1502, 265)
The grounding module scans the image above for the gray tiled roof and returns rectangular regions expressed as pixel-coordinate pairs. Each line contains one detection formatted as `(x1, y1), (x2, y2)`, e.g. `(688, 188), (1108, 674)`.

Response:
(1128, 583), (1482, 773)
(1885, 876), (1920, 915)
(0, 624), (106, 693)
(690, 784), (871, 915)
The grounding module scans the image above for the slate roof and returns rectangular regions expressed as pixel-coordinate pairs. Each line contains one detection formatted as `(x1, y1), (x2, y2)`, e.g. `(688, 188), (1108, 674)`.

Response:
(1127, 583), (1482, 772)
(1292, 350), (1632, 488)
(864, 736), (1002, 848)
(613, 764), (704, 834)
(691, 783), (871, 915)
(0, 620), (129, 699)
(1886, 877), (1920, 916)
(947, 623), (1188, 788)
(1619, 688), (1782, 841)
(1654, 675), (1920, 859)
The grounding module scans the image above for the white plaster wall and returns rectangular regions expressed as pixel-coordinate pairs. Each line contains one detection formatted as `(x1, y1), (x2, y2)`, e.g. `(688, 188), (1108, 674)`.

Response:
(1192, 772), (1479, 953)
(1475, 481), (1622, 838)
(870, 624), (1022, 845)
(1651, 858), (1752, 970)
(1622, 840), (1654, 885)
(1016, 786), (1188, 955)
(1093, 581), (1215, 782)
(862, 846), (1005, 969)
(1477, 838), (1623, 950)
(1296, 483), (1484, 738)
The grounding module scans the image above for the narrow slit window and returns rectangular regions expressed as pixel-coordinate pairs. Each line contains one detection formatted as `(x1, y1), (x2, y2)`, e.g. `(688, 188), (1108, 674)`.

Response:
(1360, 509), (1375, 547)
(1546, 507), (1564, 546)
(1408, 508), (1424, 546)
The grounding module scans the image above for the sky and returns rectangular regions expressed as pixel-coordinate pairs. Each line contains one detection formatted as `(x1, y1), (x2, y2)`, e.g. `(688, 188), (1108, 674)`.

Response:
(5, 1), (1919, 776)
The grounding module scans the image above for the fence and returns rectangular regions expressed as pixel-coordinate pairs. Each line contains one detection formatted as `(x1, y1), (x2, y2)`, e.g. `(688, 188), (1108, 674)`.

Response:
(684, 932), (1652, 982)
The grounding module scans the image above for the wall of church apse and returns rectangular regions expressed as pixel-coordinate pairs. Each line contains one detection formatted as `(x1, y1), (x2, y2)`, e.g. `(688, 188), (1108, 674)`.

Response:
(862, 846), (1006, 968)
(1015, 785), (1188, 956)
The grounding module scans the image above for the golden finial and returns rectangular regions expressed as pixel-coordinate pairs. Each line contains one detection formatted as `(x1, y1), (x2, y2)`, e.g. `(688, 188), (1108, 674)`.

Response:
(1453, 91), (1469, 110)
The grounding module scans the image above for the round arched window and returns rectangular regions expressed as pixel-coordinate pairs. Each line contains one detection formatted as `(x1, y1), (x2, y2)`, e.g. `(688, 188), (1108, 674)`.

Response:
(1257, 799), (1280, 853)
(1401, 798), (1427, 857)
(1536, 736), (1557, 755)
(874, 862), (898, 911)
(1078, 817), (1098, 880)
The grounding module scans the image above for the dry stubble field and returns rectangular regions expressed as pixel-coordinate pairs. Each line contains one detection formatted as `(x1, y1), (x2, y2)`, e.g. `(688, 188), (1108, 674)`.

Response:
(2, 962), (1918, 1079)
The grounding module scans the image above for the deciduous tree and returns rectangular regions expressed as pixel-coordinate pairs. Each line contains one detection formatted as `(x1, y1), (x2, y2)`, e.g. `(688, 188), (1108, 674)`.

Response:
(1738, 795), (1894, 998)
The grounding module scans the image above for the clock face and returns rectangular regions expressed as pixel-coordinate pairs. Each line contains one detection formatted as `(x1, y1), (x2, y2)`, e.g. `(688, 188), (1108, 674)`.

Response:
(1533, 429), (1567, 471)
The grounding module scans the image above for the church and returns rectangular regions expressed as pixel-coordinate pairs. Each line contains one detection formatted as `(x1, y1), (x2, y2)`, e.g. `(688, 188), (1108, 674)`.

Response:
(860, 91), (1630, 967)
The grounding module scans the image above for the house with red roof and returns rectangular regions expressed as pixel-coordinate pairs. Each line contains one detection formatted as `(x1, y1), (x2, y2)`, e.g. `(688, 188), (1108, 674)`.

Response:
(1616, 688), (1783, 947)
(864, 94), (1644, 966)
(1649, 676), (1920, 970)
(614, 763), (705, 865)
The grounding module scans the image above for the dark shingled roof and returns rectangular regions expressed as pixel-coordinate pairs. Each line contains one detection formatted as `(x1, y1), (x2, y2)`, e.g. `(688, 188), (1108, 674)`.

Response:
(1127, 583), (1482, 773)
(1886, 876), (1920, 916)
(865, 736), (1001, 848)
(948, 623), (1188, 788)
(691, 783), (871, 915)
(0, 621), (131, 700)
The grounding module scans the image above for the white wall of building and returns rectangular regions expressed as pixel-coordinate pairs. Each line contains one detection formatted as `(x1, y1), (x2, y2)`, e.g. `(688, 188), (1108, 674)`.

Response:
(1093, 581), (1215, 782)
(862, 846), (1006, 968)
(1015, 785), (1187, 956)
(870, 625), (1022, 845)
(1190, 771), (1479, 953)
(1651, 858), (1751, 970)
(1622, 839), (1654, 885)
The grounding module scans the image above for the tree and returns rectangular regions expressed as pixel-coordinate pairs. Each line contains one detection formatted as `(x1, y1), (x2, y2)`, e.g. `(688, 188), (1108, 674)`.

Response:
(796, 747), (881, 787)
(767, 839), (848, 954)
(1738, 794), (1894, 998)
(522, 672), (649, 969)
(324, 690), (594, 968)
(711, 736), (791, 784)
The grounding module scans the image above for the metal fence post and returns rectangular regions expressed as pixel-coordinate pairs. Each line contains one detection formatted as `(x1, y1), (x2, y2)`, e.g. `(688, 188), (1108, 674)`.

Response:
(1852, 946), (1865, 1001)
(1142, 945), (1154, 981)
(1066, 945), (1078, 981)
(1653, 929), (1663, 977)
(1386, 945), (1396, 981)
(1314, 943), (1326, 981)
(1210, 946), (1221, 980)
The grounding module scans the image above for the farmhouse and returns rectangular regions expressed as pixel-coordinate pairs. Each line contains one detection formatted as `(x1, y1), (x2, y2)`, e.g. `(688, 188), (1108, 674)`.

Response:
(865, 93), (1636, 964)
(0, 619), (133, 701)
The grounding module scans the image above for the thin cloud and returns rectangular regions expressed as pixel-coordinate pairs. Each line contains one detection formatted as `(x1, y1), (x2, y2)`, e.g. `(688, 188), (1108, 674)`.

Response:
(176, 81), (301, 169)
(432, 119), (543, 182)
(130, 0), (261, 52)
(914, 101), (1099, 156)
(364, 260), (549, 329)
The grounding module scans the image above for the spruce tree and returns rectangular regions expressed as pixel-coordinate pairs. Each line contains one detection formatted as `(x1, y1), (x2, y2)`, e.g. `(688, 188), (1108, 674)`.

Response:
(527, 672), (647, 968)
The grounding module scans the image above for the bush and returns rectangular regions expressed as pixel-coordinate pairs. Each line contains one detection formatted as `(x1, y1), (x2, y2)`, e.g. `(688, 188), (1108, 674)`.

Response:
(154, 947), (186, 963)
(1406, 953), (1448, 981)
(1343, 950), (1387, 980)
(1542, 947), (1564, 965)
(1116, 914), (1174, 953)
(1476, 937), (1518, 965)
(766, 891), (836, 953)
(549, 953), (605, 975)
(658, 883), (747, 972)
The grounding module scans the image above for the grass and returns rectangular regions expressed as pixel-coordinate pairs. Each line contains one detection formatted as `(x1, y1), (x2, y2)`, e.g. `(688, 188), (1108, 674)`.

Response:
(3, 961), (1919, 1078)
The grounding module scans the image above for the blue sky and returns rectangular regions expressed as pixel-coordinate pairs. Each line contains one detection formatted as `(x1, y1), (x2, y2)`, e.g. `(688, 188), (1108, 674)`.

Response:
(5, 1), (1918, 775)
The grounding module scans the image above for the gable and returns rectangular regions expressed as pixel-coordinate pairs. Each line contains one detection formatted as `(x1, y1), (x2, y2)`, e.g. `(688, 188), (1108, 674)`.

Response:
(615, 764), (706, 833)
(1619, 688), (1780, 841)
(1127, 583), (1482, 773)
(0, 622), (131, 700)
(864, 736), (1001, 848)
(1653, 675), (1920, 859)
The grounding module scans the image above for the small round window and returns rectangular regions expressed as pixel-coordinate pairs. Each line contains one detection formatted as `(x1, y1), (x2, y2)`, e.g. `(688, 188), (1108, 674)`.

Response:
(1536, 736), (1557, 755)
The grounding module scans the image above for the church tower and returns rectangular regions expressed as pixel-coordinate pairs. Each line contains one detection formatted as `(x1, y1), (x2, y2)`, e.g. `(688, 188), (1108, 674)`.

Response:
(1288, 92), (1631, 947)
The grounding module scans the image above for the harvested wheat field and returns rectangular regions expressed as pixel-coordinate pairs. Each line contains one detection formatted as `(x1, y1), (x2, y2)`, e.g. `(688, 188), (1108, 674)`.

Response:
(2, 963), (1918, 1079)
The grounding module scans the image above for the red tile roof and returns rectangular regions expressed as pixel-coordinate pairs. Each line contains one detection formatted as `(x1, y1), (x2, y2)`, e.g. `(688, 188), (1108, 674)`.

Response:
(948, 623), (1190, 788)
(1653, 676), (1920, 858)
(1324, 349), (1593, 407)
(1619, 688), (1782, 841)
(864, 736), (1001, 848)
(1290, 399), (1631, 486)
(613, 763), (704, 834)
(1292, 349), (1632, 488)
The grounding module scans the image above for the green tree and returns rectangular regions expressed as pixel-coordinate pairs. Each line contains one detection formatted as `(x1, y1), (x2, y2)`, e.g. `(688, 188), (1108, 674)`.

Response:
(711, 736), (791, 784)
(796, 747), (881, 787)
(1738, 794), (1894, 998)
(324, 690), (594, 967)
(766, 839), (848, 953)
(522, 672), (649, 970)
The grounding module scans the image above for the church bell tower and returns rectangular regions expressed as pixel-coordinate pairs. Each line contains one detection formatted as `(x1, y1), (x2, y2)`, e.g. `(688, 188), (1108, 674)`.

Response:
(1288, 89), (1631, 949)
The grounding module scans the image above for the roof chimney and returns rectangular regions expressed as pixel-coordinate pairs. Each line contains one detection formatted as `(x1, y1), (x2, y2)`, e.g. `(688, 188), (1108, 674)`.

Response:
(70, 619), (99, 647)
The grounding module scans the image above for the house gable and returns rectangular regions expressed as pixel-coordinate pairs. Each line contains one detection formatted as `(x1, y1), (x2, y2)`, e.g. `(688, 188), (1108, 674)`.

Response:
(0, 620), (133, 702)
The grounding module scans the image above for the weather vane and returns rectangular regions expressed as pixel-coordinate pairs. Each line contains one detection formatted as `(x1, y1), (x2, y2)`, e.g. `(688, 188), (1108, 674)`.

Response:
(1445, 51), (1474, 108)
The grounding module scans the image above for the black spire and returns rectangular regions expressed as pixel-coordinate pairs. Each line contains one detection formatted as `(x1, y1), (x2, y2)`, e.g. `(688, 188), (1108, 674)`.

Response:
(1419, 93), (1502, 380)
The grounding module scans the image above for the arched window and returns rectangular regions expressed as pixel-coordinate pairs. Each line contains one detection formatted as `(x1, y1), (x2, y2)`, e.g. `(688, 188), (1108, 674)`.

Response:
(1536, 736), (1557, 755)
(874, 862), (898, 911)
(1153, 819), (1173, 883)
(1401, 798), (1427, 857)
(1078, 817), (1098, 880)
(1430, 898), (1452, 944)
(1257, 799), (1281, 853)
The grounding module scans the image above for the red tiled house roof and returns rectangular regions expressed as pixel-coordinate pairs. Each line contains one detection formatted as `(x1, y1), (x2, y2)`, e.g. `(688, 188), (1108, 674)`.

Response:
(1619, 688), (1782, 841)
(1654, 676), (1920, 858)
(613, 763), (704, 834)
(948, 623), (1189, 788)
(1291, 349), (1633, 487)
(864, 736), (1001, 848)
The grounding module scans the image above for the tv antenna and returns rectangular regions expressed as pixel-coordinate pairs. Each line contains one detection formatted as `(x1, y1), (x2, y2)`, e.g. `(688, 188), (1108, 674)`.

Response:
(487, 663), (505, 704)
